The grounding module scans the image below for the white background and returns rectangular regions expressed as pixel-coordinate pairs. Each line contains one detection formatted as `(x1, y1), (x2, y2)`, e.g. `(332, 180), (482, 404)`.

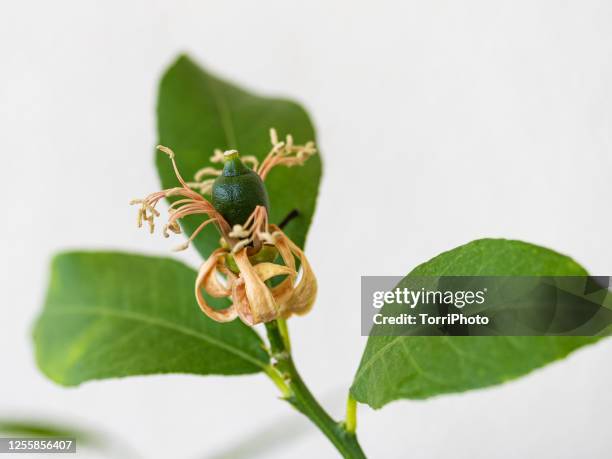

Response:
(1, 1), (611, 458)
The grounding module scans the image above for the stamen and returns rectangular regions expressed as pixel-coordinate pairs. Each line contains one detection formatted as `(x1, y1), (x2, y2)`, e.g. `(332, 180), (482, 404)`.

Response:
(256, 128), (317, 180)
(227, 206), (271, 253)
(172, 241), (190, 252)
(157, 145), (189, 189)
(132, 147), (232, 246)
(211, 149), (225, 162)
(232, 238), (252, 253)
(241, 155), (259, 170)
(168, 198), (194, 211)
(270, 128), (279, 145)
(194, 167), (222, 182)
(187, 179), (215, 195)
(259, 232), (276, 244)
(162, 220), (182, 238)
(230, 225), (250, 239)
(172, 218), (217, 251)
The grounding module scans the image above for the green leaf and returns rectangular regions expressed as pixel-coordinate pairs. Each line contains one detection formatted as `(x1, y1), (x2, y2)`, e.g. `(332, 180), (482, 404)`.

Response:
(0, 419), (92, 442)
(0, 418), (136, 455)
(34, 252), (269, 386)
(351, 239), (602, 408)
(156, 54), (322, 256)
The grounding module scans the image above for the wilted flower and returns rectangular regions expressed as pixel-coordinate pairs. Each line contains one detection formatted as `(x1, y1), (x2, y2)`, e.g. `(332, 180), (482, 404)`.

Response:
(131, 129), (317, 325)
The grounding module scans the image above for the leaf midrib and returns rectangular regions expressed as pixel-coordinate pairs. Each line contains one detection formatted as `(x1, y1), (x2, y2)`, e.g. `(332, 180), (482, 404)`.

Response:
(42, 305), (267, 369)
(203, 72), (237, 148)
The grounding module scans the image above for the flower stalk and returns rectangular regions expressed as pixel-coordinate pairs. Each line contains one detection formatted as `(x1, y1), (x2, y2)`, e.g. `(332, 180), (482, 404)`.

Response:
(264, 320), (366, 458)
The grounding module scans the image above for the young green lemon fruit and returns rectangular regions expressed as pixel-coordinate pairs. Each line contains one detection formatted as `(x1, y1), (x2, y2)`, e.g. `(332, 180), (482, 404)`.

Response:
(211, 150), (270, 227)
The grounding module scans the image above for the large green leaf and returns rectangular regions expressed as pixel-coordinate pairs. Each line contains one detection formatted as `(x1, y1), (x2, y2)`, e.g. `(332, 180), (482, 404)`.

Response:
(34, 252), (269, 386)
(351, 239), (602, 408)
(156, 54), (322, 256)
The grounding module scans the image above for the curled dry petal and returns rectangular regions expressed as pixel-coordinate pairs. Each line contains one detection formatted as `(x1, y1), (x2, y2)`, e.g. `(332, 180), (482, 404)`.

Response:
(233, 249), (279, 325)
(272, 228), (318, 318)
(266, 225), (298, 306)
(254, 261), (297, 308)
(253, 262), (296, 281)
(195, 248), (237, 322)
(231, 278), (252, 325)
(193, 222), (317, 326)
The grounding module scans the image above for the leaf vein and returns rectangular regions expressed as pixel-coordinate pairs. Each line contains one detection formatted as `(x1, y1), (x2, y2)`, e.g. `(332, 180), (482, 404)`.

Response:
(43, 305), (267, 369)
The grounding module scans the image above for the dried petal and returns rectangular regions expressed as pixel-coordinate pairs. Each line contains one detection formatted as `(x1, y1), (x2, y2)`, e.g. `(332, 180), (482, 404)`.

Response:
(274, 230), (318, 318)
(265, 225), (298, 305)
(233, 248), (279, 325)
(195, 248), (237, 322)
(253, 262), (296, 281)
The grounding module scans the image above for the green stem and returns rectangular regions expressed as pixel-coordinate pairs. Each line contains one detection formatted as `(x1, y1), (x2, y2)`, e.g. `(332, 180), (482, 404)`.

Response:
(263, 365), (291, 398)
(277, 317), (291, 352)
(265, 320), (366, 458)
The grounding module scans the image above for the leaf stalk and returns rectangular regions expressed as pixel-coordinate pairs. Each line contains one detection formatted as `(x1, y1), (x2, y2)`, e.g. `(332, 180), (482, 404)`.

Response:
(345, 394), (358, 434)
